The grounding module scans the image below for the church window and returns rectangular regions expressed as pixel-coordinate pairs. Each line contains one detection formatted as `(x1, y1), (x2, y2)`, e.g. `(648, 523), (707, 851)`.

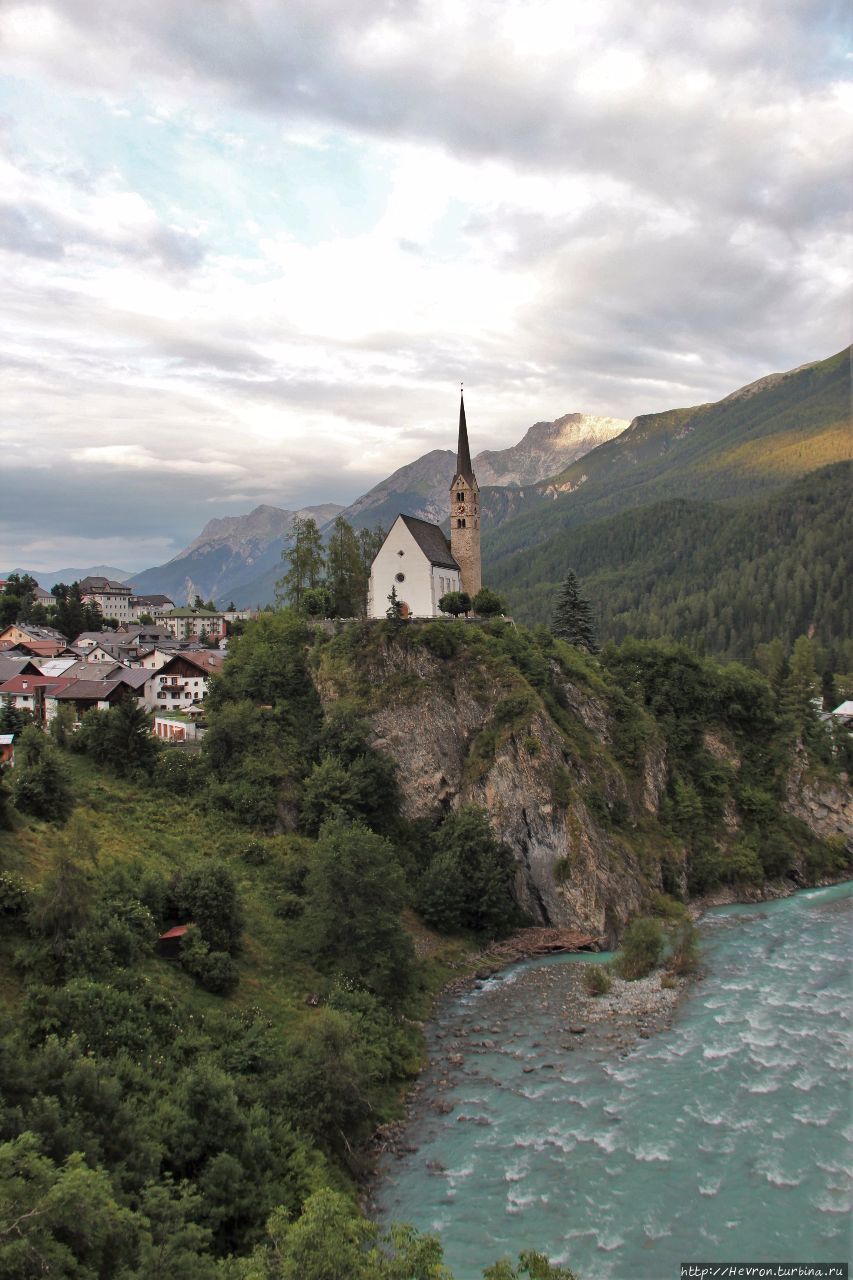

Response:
(457, 518), (466, 528)
(397, 550), (404, 556)
(456, 492), (465, 502)
(395, 572), (405, 583)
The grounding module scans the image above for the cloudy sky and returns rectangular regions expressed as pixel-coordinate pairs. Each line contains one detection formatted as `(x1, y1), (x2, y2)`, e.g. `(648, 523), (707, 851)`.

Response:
(0, 0), (849, 572)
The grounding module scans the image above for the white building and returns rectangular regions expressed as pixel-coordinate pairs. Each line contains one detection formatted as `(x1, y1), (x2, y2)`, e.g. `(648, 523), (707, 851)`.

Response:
(367, 515), (462, 620)
(78, 576), (134, 624)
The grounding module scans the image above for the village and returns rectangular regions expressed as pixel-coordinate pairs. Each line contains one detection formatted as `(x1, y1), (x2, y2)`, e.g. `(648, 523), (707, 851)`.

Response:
(0, 574), (255, 757)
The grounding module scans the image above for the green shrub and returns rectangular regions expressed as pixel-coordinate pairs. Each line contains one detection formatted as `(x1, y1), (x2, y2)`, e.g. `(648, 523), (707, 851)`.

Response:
(667, 920), (700, 975)
(613, 917), (665, 980)
(180, 927), (239, 994)
(0, 870), (30, 916)
(649, 891), (689, 922)
(472, 587), (505, 616)
(581, 963), (612, 996)
(726, 838), (764, 885)
(416, 621), (461, 658)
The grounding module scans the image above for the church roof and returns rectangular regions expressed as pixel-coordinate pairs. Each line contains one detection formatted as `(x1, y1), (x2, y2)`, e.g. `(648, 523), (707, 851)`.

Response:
(398, 515), (460, 570)
(454, 390), (475, 485)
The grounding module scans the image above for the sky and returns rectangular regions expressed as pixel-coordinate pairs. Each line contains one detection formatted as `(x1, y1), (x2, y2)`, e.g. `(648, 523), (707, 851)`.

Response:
(0, 0), (850, 573)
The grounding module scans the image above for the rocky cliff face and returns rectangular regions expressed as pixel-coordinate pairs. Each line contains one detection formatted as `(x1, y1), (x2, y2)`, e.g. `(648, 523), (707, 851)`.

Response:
(315, 628), (852, 946)
(786, 746), (853, 850)
(316, 638), (670, 945)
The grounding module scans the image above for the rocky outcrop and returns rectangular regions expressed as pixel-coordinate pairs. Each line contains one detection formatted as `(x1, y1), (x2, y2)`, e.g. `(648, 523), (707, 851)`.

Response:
(785, 747), (853, 849)
(317, 642), (662, 945)
(315, 632), (851, 947)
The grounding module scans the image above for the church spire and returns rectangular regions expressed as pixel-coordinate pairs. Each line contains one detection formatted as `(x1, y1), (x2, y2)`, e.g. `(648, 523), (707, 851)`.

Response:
(456, 387), (474, 483)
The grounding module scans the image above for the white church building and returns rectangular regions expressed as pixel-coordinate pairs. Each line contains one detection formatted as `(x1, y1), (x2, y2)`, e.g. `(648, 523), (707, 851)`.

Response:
(366, 514), (462, 619)
(367, 392), (481, 620)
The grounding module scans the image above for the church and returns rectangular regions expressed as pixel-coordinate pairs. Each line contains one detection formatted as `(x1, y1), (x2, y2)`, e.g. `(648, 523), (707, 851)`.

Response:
(367, 393), (482, 619)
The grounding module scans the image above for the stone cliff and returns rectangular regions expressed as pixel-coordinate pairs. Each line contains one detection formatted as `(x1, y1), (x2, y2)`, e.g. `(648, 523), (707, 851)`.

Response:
(313, 623), (852, 944)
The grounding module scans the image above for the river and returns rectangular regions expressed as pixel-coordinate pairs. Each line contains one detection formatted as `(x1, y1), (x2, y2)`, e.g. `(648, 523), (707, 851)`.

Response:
(376, 882), (853, 1279)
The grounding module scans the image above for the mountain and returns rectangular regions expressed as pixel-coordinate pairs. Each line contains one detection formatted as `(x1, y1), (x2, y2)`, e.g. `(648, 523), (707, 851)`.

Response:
(336, 413), (628, 530)
(131, 414), (627, 606)
(129, 503), (343, 607)
(482, 345), (851, 563)
(489, 461), (853, 664)
(5, 565), (132, 588)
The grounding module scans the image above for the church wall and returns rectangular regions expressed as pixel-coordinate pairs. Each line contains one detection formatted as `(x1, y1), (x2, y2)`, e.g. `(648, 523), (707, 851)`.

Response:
(368, 517), (459, 619)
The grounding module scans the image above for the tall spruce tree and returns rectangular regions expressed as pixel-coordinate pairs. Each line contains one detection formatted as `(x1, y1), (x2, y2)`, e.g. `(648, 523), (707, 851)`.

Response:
(551, 571), (598, 652)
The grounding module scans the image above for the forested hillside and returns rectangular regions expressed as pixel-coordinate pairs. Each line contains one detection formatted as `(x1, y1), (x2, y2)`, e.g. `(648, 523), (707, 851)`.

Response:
(489, 462), (853, 666)
(482, 345), (852, 563)
(0, 614), (849, 1276)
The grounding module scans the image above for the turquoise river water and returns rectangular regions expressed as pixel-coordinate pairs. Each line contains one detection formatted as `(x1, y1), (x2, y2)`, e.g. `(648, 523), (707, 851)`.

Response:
(376, 883), (853, 1279)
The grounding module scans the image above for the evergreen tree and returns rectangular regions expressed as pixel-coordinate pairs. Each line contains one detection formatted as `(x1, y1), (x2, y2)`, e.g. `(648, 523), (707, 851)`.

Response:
(275, 517), (325, 610)
(326, 515), (363, 617)
(472, 587), (504, 616)
(11, 727), (73, 823)
(550, 571), (598, 652)
(386, 585), (404, 621)
(301, 817), (414, 1005)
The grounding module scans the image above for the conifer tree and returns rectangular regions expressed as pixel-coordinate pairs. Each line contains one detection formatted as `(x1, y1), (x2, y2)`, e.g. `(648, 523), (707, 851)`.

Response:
(275, 516), (325, 610)
(326, 515), (362, 617)
(550, 571), (598, 652)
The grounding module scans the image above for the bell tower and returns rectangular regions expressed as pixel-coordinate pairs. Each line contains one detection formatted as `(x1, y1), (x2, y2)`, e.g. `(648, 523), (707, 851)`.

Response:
(449, 389), (482, 599)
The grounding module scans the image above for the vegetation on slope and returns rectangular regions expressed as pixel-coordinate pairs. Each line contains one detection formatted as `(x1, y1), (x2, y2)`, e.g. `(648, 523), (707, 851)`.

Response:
(488, 462), (853, 667)
(481, 345), (852, 562)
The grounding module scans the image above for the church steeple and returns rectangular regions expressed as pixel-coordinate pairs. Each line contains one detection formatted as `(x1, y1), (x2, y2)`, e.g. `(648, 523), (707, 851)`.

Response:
(456, 389), (474, 484)
(449, 387), (481, 599)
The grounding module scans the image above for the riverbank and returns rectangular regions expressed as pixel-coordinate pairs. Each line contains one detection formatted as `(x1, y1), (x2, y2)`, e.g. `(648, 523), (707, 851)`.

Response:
(373, 874), (852, 1168)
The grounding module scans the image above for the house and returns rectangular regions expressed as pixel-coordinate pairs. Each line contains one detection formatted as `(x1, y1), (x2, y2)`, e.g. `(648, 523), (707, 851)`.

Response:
(33, 585), (56, 608)
(162, 608), (228, 642)
(78, 576), (135, 624)
(129, 594), (175, 621)
(47, 678), (136, 724)
(143, 650), (225, 710)
(367, 393), (481, 618)
(0, 673), (77, 724)
(831, 700), (853, 728)
(0, 623), (67, 648)
(0, 654), (41, 684)
(0, 734), (15, 766)
(0, 674), (52, 723)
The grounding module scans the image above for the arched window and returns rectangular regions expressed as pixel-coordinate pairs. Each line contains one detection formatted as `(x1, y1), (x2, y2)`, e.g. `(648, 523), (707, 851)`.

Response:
(456, 491), (465, 502)
(457, 517), (466, 528)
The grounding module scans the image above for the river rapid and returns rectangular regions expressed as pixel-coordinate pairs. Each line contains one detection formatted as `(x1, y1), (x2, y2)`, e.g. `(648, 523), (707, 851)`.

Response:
(375, 882), (853, 1279)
